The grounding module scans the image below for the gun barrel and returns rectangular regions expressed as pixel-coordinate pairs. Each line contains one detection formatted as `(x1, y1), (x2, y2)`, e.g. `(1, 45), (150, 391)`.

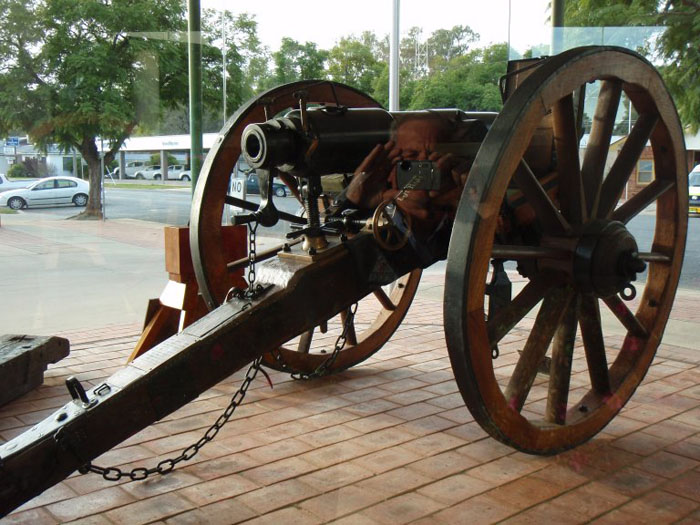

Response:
(241, 108), (496, 177)
(242, 107), (395, 176)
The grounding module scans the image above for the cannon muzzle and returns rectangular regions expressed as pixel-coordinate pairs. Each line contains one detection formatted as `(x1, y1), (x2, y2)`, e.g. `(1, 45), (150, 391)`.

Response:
(241, 107), (395, 176)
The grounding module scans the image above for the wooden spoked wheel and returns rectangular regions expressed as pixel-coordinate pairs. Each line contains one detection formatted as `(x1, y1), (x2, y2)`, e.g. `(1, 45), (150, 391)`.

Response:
(444, 46), (687, 454)
(261, 269), (421, 375)
(191, 80), (422, 375)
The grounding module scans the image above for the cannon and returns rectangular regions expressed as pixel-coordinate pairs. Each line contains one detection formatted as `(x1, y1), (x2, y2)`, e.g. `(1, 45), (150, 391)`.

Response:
(0, 46), (688, 516)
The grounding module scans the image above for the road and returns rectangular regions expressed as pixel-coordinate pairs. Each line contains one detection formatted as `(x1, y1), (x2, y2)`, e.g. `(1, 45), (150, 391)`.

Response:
(22, 187), (301, 237)
(21, 187), (700, 290)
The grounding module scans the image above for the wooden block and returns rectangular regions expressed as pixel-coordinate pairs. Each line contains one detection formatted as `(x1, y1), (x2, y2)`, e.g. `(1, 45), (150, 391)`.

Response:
(164, 225), (247, 284)
(164, 227), (193, 282)
(0, 335), (69, 406)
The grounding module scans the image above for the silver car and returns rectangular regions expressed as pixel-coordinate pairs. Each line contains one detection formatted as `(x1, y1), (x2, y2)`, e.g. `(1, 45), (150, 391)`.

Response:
(0, 176), (89, 209)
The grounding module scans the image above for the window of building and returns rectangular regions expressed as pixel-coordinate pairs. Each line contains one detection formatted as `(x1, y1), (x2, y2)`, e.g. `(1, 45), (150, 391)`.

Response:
(637, 159), (654, 183)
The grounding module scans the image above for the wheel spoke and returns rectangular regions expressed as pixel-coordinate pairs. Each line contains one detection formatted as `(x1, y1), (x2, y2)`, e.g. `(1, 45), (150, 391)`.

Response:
(297, 328), (314, 354)
(579, 294), (611, 396)
(546, 294), (579, 424)
(596, 112), (659, 218)
(552, 93), (585, 225)
(505, 286), (574, 412)
(611, 178), (674, 224)
(373, 287), (396, 311)
(602, 295), (648, 338)
(512, 160), (571, 235)
(487, 274), (552, 347)
(340, 308), (358, 346)
(581, 80), (622, 217)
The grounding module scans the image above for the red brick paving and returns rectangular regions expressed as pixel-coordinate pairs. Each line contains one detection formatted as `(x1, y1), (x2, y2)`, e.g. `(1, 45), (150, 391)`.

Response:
(1, 273), (699, 524)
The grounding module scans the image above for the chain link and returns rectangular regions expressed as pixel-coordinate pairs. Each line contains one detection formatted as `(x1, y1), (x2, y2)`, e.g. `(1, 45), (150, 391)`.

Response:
(82, 355), (263, 482)
(81, 219), (273, 482)
(270, 302), (358, 380)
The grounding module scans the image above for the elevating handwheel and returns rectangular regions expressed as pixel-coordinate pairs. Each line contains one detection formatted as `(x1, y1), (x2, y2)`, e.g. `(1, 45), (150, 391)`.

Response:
(444, 46), (687, 454)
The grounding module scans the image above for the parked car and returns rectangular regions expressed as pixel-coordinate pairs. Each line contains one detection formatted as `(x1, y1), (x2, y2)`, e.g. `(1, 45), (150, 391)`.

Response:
(167, 165), (191, 181)
(113, 161), (147, 178)
(0, 176), (89, 209)
(690, 165), (700, 214)
(133, 165), (161, 180)
(0, 173), (37, 192)
(246, 174), (288, 197)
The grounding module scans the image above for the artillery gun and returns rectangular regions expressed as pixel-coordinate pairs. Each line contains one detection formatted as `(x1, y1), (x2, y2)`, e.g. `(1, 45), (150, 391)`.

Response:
(0, 46), (688, 516)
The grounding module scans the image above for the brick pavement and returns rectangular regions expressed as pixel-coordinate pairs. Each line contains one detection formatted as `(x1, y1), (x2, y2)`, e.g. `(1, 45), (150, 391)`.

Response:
(2, 273), (700, 524)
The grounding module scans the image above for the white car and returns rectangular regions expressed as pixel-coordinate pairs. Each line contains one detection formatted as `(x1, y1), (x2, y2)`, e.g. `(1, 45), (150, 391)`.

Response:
(0, 176), (89, 209)
(133, 165), (161, 180)
(690, 165), (700, 214)
(168, 165), (191, 181)
(112, 161), (146, 178)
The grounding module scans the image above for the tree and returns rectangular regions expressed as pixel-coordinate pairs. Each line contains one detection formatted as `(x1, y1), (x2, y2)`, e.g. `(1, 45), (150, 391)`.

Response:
(201, 10), (270, 116)
(425, 25), (479, 73)
(564, 0), (700, 130)
(408, 43), (507, 111)
(269, 37), (328, 86)
(0, 0), (187, 218)
(328, 34), (384, 94)
(564, 0), (658, 26)
(658, 1), (700, 131)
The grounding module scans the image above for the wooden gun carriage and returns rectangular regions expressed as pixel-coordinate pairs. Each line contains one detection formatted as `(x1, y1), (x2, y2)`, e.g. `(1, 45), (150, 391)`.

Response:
(0, 46), (688, 516)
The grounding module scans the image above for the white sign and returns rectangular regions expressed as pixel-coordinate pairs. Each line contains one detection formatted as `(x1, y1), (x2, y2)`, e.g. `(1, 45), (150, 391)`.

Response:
(3, 146), (16, 155)
(223, 176), (247, 223)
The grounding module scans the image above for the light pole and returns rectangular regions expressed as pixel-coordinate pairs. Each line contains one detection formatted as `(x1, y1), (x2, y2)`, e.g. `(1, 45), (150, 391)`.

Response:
(222, 9), (227, 126)
(389, 0), (400, 111)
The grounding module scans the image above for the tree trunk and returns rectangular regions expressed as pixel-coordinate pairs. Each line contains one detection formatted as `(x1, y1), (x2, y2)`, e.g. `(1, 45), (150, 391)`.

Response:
(77, 138), (103, 219)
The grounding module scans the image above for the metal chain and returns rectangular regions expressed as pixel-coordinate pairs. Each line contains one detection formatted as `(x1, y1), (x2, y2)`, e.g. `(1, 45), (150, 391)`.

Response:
(81, 354), (263, 482)
(246, 220), (263, 298)
(80, 220), (272, 482)
(270, 302), (358, 380)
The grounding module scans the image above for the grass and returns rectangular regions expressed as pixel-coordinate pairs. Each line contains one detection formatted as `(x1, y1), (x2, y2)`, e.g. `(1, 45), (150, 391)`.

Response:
(0, 208), (18, 214)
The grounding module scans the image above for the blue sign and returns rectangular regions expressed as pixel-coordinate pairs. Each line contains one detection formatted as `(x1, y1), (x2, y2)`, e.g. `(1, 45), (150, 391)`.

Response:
(6, 137), (19, 146)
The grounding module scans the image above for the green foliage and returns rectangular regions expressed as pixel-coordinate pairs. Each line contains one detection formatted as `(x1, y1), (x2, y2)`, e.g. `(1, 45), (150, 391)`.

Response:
(408, 43), (507, 111)
(149, 153), (178, 166)
(564, 0), (700, 130)
(269, 37), (328, 86)
(564, 0), (658, 26)
(327, 34), (384, 94)
(7, 163), (31, 178)
(0, 0), (187, 217)
(201, 9), (270, 116)
(658, 1), (700, 131)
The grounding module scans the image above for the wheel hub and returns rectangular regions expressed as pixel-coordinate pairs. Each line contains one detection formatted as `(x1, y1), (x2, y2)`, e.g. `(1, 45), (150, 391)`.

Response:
(572, 220), (646, 298)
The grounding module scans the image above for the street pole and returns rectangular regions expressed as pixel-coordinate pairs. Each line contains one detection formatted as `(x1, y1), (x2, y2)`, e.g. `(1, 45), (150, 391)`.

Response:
(188, 0), (203, 193)
(506, 0), (512, 60)
(100, 138), (106, 221)
(389, 0), (400, 111)
(222, 9), (227, 127)
(551, 0), (565, 54)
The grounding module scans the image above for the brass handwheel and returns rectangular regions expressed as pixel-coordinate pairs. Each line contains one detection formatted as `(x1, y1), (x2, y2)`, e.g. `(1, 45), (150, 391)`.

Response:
(371, 199), (412, 251)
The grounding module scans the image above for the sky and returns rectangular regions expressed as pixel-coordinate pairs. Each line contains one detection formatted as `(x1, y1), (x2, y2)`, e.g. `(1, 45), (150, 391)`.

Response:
(201, 0), (553, 56)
